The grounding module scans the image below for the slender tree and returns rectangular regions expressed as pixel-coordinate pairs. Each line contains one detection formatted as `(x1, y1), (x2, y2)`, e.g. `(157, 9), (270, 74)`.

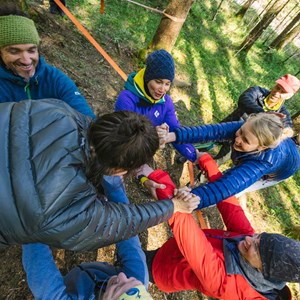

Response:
(148, 0), (194, 52)
(262, 4), (298, 45)
(292, 111), (300, 135)
(212, 0), (226, 21)
(236, 0), (256, 19)
(239, 0), (288, 53)
(272, 19), (300, 50)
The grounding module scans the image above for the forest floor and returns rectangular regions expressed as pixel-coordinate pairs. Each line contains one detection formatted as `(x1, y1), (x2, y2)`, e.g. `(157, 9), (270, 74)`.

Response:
(0, 2), (299, 300)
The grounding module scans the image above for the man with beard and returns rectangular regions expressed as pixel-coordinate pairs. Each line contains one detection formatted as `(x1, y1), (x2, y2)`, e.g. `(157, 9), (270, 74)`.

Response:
(0, 4), (95, 118)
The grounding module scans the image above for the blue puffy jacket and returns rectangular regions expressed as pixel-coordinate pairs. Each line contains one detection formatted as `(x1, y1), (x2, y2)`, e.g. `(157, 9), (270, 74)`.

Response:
(174, 121), (300, 208)
(0, 56), (95, 118)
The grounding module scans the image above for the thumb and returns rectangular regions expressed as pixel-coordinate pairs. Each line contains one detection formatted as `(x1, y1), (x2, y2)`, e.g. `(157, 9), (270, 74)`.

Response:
(156, 184), (166, 189)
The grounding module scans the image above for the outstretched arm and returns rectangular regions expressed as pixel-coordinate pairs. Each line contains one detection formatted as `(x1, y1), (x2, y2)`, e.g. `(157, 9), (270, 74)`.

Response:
(163, 100), (198, 162)
(162, 121), (243, 149)
(192, 156), (271, 209)
(197, 153), (255, 234)
(22, 244), (71, 300)
(102, 175), (149, 286)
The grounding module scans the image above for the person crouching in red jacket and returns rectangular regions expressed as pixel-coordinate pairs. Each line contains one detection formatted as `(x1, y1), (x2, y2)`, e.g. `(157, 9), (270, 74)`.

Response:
(144, 153), (299, 300)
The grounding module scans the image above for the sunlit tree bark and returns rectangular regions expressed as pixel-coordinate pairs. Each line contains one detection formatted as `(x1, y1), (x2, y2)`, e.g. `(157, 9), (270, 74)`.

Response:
(148, 0), (194, 52)
(238, 0), (288, 53)
(269, 12), (300, 49)
(274, 20), (300, 50)
(236, 0), (256, 19)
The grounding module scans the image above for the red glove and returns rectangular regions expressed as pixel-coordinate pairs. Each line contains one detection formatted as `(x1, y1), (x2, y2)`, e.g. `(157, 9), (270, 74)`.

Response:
(148, 169), (176, 200)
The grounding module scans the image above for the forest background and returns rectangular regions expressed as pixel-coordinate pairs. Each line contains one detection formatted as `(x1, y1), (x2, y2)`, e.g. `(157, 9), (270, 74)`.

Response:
(1, 0), (300, 299)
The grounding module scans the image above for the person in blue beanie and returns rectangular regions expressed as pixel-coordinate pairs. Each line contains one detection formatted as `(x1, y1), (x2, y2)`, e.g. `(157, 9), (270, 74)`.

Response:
(0, 4), (95, 118)
(115, 49), (197, 163)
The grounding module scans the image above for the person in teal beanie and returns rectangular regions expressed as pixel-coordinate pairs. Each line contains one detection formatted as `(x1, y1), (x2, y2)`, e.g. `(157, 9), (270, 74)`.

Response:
(0, 4), (95, 118)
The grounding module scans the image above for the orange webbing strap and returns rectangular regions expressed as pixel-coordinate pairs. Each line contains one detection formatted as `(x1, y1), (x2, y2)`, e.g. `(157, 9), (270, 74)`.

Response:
(196, 209), (208, 229)
(53, 0), (128, 81)
(188, 161), (208, 229)
(100, 0), (105, 14)
(188, 161), (195, 186)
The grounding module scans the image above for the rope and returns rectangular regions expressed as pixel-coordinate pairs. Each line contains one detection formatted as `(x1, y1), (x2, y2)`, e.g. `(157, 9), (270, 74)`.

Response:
(100, 0), (105, 14)
(188, 161), (208, 229)
(125, 0), (185, 23)
(53, 0), (128, 81)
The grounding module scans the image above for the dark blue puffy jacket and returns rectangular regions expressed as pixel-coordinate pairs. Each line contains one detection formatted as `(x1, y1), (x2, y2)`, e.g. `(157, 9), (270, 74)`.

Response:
(174, 121), (300, 208)
(0, 99), (173, 250)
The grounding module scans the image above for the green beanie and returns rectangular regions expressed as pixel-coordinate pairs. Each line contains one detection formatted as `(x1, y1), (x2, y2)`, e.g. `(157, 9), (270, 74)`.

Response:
(0, 15), (40, 48)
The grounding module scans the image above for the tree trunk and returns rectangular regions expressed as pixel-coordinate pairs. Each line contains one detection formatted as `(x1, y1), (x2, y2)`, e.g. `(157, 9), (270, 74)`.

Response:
(274, 21), (300, 49)
(236, 0), (256, 19)
(238, 0), (288, 53)
(148, 0), (194, 52)
(292, 111), (300, 135)
(269, 11), (300, 49)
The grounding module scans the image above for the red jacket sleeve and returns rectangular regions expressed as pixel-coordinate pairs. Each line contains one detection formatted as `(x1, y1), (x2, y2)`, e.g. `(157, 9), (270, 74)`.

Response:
(197, 154), (255, 235)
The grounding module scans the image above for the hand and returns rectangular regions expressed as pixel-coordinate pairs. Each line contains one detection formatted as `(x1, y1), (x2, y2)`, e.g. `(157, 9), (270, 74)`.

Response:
(172, 189), (200, 213)
(267, 112), (286, 119)
(195, 149), (207, 162)
(103, 272), (143, 300)
(156, 123), (169, 149)
(144, 179), (166, 200)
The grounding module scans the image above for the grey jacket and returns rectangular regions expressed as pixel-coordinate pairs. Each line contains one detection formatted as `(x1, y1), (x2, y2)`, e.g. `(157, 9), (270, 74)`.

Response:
(0, 99), (173, 251)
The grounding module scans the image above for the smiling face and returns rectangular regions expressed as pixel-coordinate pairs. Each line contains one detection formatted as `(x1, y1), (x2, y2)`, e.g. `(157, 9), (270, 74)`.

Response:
(268, 84), (294, 107)
(238, 234), (262, 271)
(146, 79), (171, 100)
(233, 121), (267, 153)
(0, 44), (39, 80)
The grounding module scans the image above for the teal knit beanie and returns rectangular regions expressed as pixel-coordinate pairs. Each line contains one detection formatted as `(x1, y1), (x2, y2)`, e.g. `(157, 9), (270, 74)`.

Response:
(0, 15), (40, 48)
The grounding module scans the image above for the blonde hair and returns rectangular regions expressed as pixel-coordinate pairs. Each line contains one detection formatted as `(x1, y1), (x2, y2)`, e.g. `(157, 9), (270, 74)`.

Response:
(247, 113), (293, 149)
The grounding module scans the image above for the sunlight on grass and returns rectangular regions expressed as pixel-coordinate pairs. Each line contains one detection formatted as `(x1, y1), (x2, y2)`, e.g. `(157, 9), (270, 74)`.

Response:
(202, 19), (210, 29)
(246, 192), (282, 232)
(213, 75), (235, 111)
(189, 47), (213, 122)
(220, 19), (244, 44)
(201, 38), (218, 53)
(171, 87), (191, 109)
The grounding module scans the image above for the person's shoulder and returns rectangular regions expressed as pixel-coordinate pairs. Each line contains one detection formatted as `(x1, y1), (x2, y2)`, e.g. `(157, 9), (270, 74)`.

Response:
(37, 56), (66, 76)
(242, 85), (268, 93)
(164, 94), (173, 102)
(117, 90), (139, 102)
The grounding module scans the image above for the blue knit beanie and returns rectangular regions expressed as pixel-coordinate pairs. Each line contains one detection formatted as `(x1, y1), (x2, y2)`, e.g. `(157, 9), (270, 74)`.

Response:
(144, 49), (175, 83)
